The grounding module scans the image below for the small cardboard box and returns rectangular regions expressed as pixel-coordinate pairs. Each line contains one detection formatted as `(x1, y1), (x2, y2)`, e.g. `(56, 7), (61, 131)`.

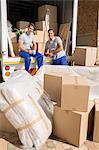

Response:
(35, 21), (58, 35)
(35, 21), (45, 30)
(16, 21), (29, 29)
(12, 42), (18, 56)
(59, 23), (70, 40)
(38, 5), (57, 22)
(34, 30), (48, 43)
(74, 46), (97, 66)
(0, 139), (21, 150)
(0, 139), (8, 150)
(37, 42), (46, 54)
(53, 101), (94, 147)
(44, 73), (89, 112)
(93, 100), (99, 143)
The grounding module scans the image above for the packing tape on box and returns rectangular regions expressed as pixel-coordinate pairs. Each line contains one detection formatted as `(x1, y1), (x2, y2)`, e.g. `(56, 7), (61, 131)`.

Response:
(74, 76), (78, 89)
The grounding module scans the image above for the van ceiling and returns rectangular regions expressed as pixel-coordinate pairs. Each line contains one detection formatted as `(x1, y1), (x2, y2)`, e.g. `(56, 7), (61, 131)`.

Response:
(7, 0), (60, 7)
(7, 0), (63, 28)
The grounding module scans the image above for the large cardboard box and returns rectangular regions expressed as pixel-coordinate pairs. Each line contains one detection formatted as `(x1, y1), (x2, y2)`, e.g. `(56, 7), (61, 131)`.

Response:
(38, 5), (57, 22)
(93, 100), (99, 143)
(74, 46), (97, 66)
(16, 21), (29, 29)
(34, 30), (49, 43)
(53, 101), (94, 147)
(35, 21), (58, 35)
(44, 73), (89, 112)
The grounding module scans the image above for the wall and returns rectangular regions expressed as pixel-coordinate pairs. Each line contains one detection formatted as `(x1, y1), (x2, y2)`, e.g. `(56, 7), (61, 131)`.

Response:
(77, 0), (99, 47)
(7, 1), (38, 29)
(63, 0), (73, 24)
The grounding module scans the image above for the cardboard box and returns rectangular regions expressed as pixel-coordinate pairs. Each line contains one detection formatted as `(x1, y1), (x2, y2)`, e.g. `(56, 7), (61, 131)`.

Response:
(34, 30), (49, 43)
(93, 100), (99, 143)
(37, 42), (46, 54)
(87, 103), (95, 140)
(35, 21), (58, 35)
(59, 23), (70, 40)
(9, 32), (17, 43)
(16, 21), (29, 29)
(74, 46), (97, 66)
(50, 22), (57, 35)
(0, 139), (21, 150)
(44, 74), (89, 112)
(38, 5), (57, 22)
(35, 21), (45, 30)
(0, 112), (17, 133)
(53, 101), (94, 147)
(0, 113), (22, 150)
(0, 139), (8, 150)
(12, 42), (18, 56)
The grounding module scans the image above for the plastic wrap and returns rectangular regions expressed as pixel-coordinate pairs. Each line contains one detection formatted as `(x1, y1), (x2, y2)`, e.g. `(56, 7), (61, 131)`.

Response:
(0, 70), (52, 149)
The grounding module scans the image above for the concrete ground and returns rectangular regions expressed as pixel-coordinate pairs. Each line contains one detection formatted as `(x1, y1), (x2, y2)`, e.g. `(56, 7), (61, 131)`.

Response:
(0, 132), (99, 150)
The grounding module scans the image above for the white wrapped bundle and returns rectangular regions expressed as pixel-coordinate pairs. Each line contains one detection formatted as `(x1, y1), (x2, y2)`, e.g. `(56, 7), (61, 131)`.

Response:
(10, 70), (53, 122)
(0, 71), (52, 149)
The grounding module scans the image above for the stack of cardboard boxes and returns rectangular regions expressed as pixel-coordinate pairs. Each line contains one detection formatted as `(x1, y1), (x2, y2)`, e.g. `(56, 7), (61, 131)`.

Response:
(34, 4), (58, 54)
(9, 21), (30, 56)
(15, 5), (58, 54)
(0, 71), (99, 149)
(44, 72), (95, 147)
(15, 20), (49, 54)
(33, 30), (49, 54)
(37, 4), (57, 35)
(16, 21), (29, 30)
